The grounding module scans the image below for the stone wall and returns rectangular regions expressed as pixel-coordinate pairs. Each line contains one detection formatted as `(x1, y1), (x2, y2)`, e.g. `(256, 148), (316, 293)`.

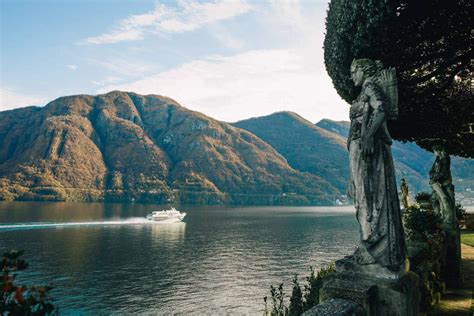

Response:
(304, 231), (457, 315)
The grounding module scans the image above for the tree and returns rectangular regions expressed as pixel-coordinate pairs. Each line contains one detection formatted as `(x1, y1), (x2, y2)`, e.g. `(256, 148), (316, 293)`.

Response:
(288, 275), (303, 316)
(324, 0), (473, 157)
(303, 265), (335, 311)
(269, 283), (288, 315)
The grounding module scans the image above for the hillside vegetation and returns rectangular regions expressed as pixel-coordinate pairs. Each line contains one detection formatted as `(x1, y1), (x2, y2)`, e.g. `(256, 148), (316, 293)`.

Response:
(0, 91), (339, 205)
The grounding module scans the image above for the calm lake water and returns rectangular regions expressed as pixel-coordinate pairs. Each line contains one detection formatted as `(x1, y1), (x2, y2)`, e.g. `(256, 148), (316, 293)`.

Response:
(0, 202), (359, 314)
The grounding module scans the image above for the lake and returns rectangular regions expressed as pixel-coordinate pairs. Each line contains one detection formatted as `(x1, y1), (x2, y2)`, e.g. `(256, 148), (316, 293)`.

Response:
(0, 202), (359, 314)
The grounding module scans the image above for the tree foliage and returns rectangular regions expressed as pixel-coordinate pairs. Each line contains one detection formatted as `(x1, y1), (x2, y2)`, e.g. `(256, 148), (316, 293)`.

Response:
(324, 0), (473, 157)
(269, 283), (288, 315)
(1, 250), (56, 315)
(288, 275), (303, 316)
(265, 264), (335, 315)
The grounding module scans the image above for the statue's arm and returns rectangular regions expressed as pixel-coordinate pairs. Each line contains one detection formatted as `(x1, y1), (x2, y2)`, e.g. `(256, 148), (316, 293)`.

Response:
(437, 156), (451, 182)
(361, 82), (386, 156)
(429, 158), (440, 183)
(364, 82), (386, 137)
(430, 156), (451, 184)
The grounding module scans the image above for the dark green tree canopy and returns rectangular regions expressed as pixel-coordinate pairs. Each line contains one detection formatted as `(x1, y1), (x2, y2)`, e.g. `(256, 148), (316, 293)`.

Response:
(324, 0), (473, 157)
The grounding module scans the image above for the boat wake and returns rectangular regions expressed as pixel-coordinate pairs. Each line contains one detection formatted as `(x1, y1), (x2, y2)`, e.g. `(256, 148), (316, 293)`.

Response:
(0, 217), (181, 231)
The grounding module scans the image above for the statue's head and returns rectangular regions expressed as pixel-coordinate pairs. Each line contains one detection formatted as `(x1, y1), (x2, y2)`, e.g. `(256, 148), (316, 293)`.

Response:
(432, 144), (446, 156)
(401, 178), (406, 183)
(350, 58), (382, 87)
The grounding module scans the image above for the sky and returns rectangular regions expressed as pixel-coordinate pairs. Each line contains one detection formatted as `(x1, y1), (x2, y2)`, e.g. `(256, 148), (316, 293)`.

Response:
(0, 0), (349, 123)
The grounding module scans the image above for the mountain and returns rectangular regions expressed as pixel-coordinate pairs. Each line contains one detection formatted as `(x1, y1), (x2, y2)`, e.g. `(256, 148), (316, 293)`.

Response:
(315, 119), (350, 138)
(316, 119), (474, 204)
(234, 112), (349, 193)
(0, 91), (340, 205)
(234, 115), (474, 205)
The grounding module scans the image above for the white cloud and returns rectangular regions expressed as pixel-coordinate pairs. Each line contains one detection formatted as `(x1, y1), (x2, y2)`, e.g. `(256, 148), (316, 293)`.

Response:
(91, 76), (123, 87)
(82, 0), (252, 45)
(89, 56), (157, 77)
(84, 29), (144, 45)
(67, 64), (78, 70)
(209, 24), (245, 50)
(98, 49), (348, 123)
(96, 0), (349, 123)
(0, 88), (47, 111)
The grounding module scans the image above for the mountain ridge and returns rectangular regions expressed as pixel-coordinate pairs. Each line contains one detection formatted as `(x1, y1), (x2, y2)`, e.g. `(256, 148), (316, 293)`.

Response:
(1, 92), (473, 205)
(234, 112), (349, 193)
(0, 91), (339, 205)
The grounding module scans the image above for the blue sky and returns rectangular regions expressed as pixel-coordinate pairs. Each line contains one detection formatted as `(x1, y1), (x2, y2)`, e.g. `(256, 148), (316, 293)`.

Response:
(1, 0), (349, 123)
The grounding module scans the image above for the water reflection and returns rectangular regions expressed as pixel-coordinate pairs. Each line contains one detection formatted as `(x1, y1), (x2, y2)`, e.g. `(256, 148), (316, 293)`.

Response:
(0, 201), (166, 223)
(150, 222), (186, 245)
(0, 202), (358, 314)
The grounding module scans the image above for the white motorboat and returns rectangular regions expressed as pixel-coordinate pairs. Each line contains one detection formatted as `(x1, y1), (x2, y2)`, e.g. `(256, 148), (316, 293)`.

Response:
(146, 207), (186, 223)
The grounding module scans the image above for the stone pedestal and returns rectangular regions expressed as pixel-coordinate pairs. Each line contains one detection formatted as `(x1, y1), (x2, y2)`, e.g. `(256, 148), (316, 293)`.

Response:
(302, 298), (365, 316)
(320, 270), (420, 316)
(442, 228), (462, 287)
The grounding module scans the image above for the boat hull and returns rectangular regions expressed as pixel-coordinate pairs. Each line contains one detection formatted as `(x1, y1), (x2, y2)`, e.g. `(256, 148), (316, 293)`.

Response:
(146, 213), (186, 223)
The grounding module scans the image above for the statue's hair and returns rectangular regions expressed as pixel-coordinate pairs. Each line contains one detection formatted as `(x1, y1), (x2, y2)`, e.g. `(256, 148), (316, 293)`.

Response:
(351, 58), (383, 78)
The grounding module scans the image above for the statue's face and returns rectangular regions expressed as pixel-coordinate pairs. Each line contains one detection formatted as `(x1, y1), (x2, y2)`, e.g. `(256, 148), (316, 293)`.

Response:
(435, 148), (445, 157)
(350, 65), (364, 87)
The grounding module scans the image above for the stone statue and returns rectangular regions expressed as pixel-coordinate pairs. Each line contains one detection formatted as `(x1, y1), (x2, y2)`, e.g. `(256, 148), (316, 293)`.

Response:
(429, 144), (455, 228)
(400, 178), (410, 209)
(344, 58), (406, 274)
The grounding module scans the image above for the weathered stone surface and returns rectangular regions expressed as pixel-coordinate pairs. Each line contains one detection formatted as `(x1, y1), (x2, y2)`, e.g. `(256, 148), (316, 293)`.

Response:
(347, 58), (406, 272)
(428, 146), (462, 287)
(335, 257), (409, 280)
(320, 271), (420, 316)
(408, 241), (443, 313)
(442, 228), (462, 288)
(375, 272), (420, 316)
(302, 298), (365, 316)
(429, 145), (456, 229)
(320, 273), (376, 314)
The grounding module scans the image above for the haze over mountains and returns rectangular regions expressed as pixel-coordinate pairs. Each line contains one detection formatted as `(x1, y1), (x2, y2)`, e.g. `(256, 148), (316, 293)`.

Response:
(1, 91), (473, 205)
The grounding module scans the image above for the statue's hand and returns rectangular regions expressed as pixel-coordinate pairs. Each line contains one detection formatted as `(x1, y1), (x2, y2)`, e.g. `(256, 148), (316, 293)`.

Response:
(362, 136), (374, 159)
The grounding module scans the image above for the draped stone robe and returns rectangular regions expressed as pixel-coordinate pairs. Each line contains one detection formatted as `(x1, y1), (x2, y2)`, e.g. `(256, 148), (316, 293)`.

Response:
(348, 79), (406, 271)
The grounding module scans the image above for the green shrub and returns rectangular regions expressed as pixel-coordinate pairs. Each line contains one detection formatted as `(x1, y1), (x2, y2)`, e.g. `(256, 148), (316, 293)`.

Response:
(303, 264), (335, 311)
(403, 205), (444, 252)
(269, 283), (287, 316)
(265, 264), (335, 315)
(415, 192), (432, 203)
(288, 275), (303, 316)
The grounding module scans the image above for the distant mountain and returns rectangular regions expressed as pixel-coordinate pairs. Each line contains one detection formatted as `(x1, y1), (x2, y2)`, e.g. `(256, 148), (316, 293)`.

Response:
(234, 112), (349, 193)
(315, 119), (350, 138)
(0, 91), (339, 205)
(235, 115), (474, 205)
(316, 119), (474, 204)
